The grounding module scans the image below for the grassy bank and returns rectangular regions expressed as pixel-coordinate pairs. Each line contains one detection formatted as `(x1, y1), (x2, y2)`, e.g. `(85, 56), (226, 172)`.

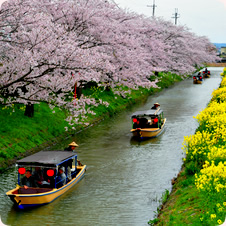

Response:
(0, 72), (183, 172)
(150, 68), (226, 225)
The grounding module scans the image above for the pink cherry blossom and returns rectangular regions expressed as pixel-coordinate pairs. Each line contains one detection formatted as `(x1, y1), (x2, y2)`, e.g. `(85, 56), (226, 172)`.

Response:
(0, 0), (219, 125)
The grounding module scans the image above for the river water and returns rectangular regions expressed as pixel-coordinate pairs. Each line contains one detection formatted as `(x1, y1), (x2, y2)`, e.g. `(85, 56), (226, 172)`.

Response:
(0, 67), (223, 226)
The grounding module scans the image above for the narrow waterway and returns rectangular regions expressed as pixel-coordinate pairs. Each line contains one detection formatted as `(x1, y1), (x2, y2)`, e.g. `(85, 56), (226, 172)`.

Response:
(0, 67), (223, 226)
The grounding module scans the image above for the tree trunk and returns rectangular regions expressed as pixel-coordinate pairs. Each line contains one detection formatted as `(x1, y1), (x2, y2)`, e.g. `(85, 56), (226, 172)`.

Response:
(24, 103), (34, 117)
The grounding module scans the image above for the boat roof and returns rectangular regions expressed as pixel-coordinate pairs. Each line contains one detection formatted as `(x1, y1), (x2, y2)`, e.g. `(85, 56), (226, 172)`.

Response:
(16, 151), (77, 167)
(131, 109), (163, 118)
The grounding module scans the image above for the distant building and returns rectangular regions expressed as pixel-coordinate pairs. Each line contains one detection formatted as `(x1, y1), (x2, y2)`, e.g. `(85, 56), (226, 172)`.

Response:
(213, 43), (226, 53)
(221, 47), (226, 55)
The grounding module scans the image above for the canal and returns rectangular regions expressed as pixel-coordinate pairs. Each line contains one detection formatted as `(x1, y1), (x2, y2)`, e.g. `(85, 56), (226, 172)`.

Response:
(0, 67), (223, 226)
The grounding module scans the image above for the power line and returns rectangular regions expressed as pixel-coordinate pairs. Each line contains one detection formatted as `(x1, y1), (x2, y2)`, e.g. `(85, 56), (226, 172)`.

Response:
(109, 0), (120, 8)
(172, 8), (180, 25)
(147, 0), (157, 17)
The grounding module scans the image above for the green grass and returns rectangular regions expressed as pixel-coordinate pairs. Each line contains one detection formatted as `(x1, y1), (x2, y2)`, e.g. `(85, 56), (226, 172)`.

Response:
(150, 172), (203, 225)
(156, 72), (183, 88)
(0, 103), (71, 169)
(151, 169), (225, 226)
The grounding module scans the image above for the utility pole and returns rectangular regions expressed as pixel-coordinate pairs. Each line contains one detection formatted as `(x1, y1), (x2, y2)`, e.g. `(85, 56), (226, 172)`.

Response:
(172, 8), (180, 25)
(110, 0), (120, 8)
(147, 0), (157, 17)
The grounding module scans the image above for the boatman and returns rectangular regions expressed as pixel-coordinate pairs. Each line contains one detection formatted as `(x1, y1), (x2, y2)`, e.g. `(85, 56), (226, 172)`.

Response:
(151, 103), (160, 110)
(64, 141), (79, 152)
(21, 170), (38, 189)
(64, 141), (79, 181)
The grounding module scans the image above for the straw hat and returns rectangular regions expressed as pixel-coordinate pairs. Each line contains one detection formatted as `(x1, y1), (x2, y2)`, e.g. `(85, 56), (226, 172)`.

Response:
(69, 141), (79, 147)
(154, 103), (160, 106)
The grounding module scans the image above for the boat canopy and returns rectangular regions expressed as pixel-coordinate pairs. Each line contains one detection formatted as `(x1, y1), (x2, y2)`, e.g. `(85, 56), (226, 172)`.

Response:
(16, 151), (77, 167)
(131, 109), (163, 118)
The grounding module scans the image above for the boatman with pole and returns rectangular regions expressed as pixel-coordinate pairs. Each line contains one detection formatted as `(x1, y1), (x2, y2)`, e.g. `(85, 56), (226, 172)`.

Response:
(64, 141), (79, 181)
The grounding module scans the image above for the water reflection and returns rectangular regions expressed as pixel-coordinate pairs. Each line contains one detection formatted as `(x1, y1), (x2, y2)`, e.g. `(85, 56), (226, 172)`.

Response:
(0, 67), (223, 226)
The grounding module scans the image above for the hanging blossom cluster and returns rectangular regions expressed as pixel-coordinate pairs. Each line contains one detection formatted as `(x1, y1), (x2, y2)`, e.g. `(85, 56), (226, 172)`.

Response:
(0, 0), (220, 124)
(183, 68), (226, 225)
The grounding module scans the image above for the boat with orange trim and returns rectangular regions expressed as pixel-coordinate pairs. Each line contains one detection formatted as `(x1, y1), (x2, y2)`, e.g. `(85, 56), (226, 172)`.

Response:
(130, 108), (166, 139)
(193, 74), (203, 84)
(202, 68), (211, 78)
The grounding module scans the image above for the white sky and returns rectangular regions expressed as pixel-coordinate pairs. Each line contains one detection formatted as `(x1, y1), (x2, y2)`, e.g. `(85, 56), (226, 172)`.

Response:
(113, 0), (226, 43)
(0, 0), (225, 43)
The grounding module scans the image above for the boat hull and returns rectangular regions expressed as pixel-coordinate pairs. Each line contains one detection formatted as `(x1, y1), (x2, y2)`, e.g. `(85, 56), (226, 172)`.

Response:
(131, 119), (166, 139)
(193, 80), (202, 84)
(6, 165), (86, 209)
(203, 73), (210, 78)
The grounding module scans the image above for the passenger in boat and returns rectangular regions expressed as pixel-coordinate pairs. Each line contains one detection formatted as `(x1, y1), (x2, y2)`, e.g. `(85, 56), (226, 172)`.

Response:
(21, 170), (38, 189)
(151, 117), (159, 128)
(62, 159), (73, 182)
(151, 103), (160, 110)
(32, 167), (44, 187)
(133, 118), (140, 129)
(42, 168), (56, 188)
(139, 118), (148, 128)
(56, 167), (66, 188)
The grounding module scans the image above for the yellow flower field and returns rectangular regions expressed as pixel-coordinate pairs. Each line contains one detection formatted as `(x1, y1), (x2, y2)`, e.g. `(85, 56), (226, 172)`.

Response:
(183, 68), (226, 225)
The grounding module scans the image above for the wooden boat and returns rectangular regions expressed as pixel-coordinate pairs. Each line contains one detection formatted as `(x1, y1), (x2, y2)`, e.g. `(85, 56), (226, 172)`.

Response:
(202, 70), (210, 78)
(130, 108), (166, 139)
(6, 151), (86, 210)
(193, 75), (203, 84)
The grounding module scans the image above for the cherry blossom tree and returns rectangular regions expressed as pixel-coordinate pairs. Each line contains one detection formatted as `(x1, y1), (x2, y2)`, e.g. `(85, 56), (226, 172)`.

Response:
(0, 0), (219, 126)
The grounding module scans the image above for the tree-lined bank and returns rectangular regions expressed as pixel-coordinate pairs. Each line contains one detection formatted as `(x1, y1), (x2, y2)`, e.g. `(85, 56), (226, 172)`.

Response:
(0, 72), (183, 171)
(0, 0), (219, 129)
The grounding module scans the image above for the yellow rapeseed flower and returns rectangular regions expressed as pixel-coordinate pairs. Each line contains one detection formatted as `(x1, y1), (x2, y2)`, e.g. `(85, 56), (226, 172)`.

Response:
(195, 161), (226, 193)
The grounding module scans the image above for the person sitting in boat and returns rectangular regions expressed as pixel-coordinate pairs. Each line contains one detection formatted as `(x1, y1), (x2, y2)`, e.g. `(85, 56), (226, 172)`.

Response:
(154, 117), (160, 127)
(42, 168), (56, 188)
(32, 167), (44, 187)
(149, 117), (159, 128)
(151, 103), (160, 110)
(133, 118), (140, 129)
(21, 170), (38, 189)
(139, 117), (148, 128)
(56, 167), (66, 188)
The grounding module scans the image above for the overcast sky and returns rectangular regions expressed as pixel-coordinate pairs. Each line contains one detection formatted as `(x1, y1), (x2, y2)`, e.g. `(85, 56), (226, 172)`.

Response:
(113, 0), (226, 43)
(0, 0), (225, 43)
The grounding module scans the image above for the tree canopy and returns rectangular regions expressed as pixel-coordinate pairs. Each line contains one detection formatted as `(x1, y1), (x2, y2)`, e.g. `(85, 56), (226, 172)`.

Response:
(0, 0), (219, 125)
